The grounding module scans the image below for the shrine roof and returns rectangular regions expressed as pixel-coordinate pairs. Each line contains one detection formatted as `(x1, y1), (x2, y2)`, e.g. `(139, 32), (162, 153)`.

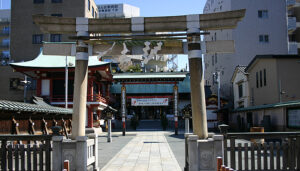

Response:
(10, 51), (109, 69)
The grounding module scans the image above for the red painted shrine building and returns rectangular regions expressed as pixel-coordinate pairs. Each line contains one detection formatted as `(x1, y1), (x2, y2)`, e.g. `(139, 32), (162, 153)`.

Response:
(10, 52), (114, 128)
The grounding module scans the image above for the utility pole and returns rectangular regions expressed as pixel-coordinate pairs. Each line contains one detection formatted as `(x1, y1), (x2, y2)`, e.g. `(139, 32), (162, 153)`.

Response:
(65, 56), (68, 108)
(214, 71), (221, 110)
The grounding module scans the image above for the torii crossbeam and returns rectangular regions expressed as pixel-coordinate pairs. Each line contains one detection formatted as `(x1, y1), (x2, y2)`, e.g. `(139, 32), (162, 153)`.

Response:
(33, 9), (245, 139)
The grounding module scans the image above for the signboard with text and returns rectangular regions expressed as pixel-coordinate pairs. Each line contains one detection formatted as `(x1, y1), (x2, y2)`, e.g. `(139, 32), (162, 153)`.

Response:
(131, 98), (169, 106)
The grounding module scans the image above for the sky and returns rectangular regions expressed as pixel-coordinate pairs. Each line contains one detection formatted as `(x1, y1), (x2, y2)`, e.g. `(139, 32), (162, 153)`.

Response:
(1, 0), (206, 70)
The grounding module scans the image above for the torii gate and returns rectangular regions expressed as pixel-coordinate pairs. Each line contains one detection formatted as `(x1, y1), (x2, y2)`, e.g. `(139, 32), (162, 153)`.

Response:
(33, 9), (245, 140)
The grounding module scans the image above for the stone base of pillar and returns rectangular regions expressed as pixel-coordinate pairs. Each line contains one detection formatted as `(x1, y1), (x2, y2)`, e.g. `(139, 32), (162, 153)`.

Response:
(52, 134), (99, 171)
(185, 134), (223, 171)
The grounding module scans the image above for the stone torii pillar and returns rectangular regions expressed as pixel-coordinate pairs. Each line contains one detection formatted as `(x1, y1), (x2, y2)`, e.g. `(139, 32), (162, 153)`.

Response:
(71, 17), (89, 139)
(186, 15), (208, 139)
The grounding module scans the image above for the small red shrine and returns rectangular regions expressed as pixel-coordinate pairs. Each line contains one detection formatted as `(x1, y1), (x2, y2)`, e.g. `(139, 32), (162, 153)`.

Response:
(10, 51), (114, 128)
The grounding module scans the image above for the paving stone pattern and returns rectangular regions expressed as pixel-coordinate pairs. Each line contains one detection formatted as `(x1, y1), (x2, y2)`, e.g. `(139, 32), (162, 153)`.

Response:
(101, 131), (181, 171)
(98, 133), (135, 170)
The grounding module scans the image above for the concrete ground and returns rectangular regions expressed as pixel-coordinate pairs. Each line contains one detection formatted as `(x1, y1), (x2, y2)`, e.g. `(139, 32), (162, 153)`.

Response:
(98, 131), (185, 171)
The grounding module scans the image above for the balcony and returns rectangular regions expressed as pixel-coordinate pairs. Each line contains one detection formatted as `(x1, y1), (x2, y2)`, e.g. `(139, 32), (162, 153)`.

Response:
(0, 44), (9, 49)
(288, 42), (299, 54)
(287, 0), (296, 7)
(0, 31), (9, 36)
(287, 0), (300, 9)
(288, 17), (297, 33)
(50, 94), (108, 105)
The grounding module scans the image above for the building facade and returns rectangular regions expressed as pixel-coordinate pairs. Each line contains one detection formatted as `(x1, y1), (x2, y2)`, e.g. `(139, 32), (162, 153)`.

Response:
(11, 0), (98, 62)
(246, 55), (300, 106)
(97, 3), (140, 19)
(0, 0), (98, 101)
(231, 66), (250, 109)
(203, 0), (289, 98)
(0, 9), (10, 65)
(287, 0), (300, 54)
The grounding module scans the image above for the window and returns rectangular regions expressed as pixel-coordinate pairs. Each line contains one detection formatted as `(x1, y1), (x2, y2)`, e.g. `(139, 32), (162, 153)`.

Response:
(238, 84), (243, 98)
(258, 10), (268, 18)
(95, 11), (97, 18)
(52, 0), (62, 3)
(215, 53), (217, 64)
(212, 55), (214, 66)
(259, 35), (269, 43)
(1, 50), (10, 59)
(260, 70), (262, 87)
(88, 0), (90, 11)
(264, 69), (266, 86)
(51, 14), (63, 17)
(92, 7), (95, 17)
(33, 0), (44, 3)
(50, 34), (61, 42)
(2, 26), (9, 34)
(256, 72), (259, 88)
(32, 34), (43, 44)
(2, 39), (9, 46)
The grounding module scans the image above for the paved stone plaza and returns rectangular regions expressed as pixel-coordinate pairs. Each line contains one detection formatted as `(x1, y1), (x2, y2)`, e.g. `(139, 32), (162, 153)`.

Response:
(99, 131), (183, 171)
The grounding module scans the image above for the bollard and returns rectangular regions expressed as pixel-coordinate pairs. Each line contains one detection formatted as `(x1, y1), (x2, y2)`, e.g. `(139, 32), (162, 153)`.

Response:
(107, 119), (112, 142)
(64, 160), (70, 171)
(217, 157), (222, 171)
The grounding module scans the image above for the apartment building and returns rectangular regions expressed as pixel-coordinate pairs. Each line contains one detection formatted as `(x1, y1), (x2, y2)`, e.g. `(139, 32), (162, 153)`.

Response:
(287, 0), (300, 54)
(97, 3), (140, 19)
(0, 0), (98, 101)
(11, 0), (98, 62)
(0, 9), (10, 65)
(203, 0), (289, 98)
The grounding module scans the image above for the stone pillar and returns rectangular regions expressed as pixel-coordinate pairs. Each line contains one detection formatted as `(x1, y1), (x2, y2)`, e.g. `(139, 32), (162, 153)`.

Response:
(185, 117), (189, 133)
(88, 133), (99, 171)
(121, 85), (126, 136)
(174, 84), (179, 135)
(76, 136), (88, 171)
(184, 133), (193, 171)
(71, 17), (89, 139)
(187, 14), (208, 139)
(52, 136), (64, 171)
(188, 135), (199, 171)
(197, 135), (223, 171)
(107, 119), (112, 142)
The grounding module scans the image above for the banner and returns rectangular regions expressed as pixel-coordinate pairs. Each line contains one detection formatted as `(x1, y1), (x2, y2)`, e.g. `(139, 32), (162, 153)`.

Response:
(131, 98), (169, 106)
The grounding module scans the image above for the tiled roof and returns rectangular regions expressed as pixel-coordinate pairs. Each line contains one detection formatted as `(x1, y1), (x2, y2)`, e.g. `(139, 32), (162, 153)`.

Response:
(0, 100), (72, 115)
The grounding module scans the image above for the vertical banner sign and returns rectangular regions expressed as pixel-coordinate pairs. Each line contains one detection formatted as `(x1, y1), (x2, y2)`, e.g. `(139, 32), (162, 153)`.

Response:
(121, 85), (126, 136)
(174, 85), (178, 135)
